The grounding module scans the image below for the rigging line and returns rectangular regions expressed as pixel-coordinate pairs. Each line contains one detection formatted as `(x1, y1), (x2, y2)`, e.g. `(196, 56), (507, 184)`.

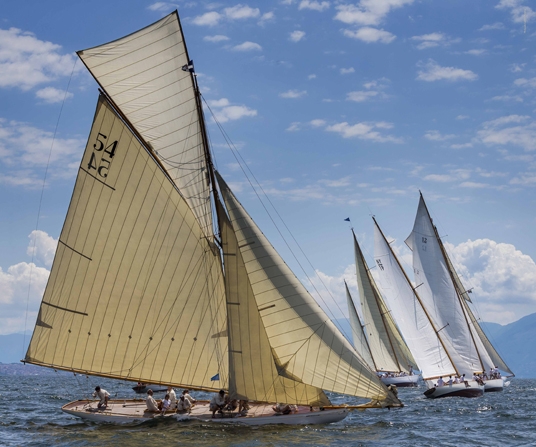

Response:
(201, 96), (350, 336)
(23, 57), (79, 359)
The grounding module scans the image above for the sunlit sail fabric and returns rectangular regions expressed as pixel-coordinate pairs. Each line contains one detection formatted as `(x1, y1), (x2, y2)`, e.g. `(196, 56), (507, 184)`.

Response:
(25, 96), (228, 391)
(352, 231), (412, 373)
(406, 196), (491, 374)
(373, 220), (457, 380)
(219, 202), (330, 406)
(78, 12), (213, 237)
(345, 282), (376, 370)
(216, 172), (395, 403)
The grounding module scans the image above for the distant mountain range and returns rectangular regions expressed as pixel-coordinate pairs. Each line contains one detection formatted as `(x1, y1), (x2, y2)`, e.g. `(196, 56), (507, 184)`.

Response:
(2, 314), (535, 377)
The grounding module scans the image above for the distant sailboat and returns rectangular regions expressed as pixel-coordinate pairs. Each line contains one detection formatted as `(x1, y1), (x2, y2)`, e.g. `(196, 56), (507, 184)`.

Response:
(22, 11), (401, 424)
(373, 217), (484, 398)
(405, 193), (514, 392)
(345, 229), (419, 387)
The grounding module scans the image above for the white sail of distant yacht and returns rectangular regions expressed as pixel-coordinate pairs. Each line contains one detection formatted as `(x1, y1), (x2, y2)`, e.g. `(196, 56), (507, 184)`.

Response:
(23, 11), (401, 424)
(346, 229), (419, 387)
(405, 193), (513, 391)
(373, 218), (485, 398)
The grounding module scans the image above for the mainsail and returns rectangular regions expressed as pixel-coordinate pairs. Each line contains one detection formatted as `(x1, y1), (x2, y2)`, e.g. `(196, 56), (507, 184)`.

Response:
(349, 230), (415, 374)
(373, 218), (457, 381)
(25, 95), (228, 391)
(408, 194), (513, 376)
(24, 11), (401, 409)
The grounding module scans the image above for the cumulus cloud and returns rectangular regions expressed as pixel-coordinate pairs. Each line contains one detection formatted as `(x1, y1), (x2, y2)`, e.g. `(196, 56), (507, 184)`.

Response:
(410, 32), (460, 50)
(346, 78), (389, 102)
(27, 230), (58, 267)
(424, 130), (456, 141)
(204, 35), (230, 43)
(423, 168), (471, 183)
(224, 4), (260, 20)
(343, 27), (396, 43)
(479, 22), (505, 31)
(0, 27), (79, 91)
(416, 59), (478, 82)
(191, 11), (223, 26)
(35, 87), (73, 104)
(207, 98), (257, 123)
(446, 238), (536, 324)
(147, 2), (177, 12)
(340, 67), (355, 75)
(496, 1), (536, 24)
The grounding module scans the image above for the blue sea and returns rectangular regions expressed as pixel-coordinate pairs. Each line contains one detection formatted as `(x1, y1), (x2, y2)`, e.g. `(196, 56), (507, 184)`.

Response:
(1, 374), (534, 446)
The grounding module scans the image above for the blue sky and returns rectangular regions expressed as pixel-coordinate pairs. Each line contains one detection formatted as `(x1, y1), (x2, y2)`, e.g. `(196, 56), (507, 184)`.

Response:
(1, 0), (536, 337)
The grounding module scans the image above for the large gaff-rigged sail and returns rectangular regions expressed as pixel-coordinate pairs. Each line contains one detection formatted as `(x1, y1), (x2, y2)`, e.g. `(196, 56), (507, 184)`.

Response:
(216, 172), (398, 405)
(351, 230), (415, 374)
(77, 11), (213, 237)
(25, 95), (228, 391)
(406, 195), (494, 375)
(219, 201), (330, 406)
(373, 219), (457, 380)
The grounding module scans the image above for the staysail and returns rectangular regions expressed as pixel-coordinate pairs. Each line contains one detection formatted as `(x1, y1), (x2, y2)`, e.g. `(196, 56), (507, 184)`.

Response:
(351, 230), (415, 374)
(25, 95), (228, 391)
(77, 12), (213, 238)
(373, 218), (457, 380)
(216, 172), (395, 403)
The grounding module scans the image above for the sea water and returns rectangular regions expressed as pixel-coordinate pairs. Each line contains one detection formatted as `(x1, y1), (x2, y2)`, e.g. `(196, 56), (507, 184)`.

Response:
(0, 374), (534, 447)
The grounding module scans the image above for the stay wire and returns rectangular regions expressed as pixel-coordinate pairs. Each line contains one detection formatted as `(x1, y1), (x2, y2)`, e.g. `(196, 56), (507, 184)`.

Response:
(201, 95), (352, 338)
(22, 58), (79, 360)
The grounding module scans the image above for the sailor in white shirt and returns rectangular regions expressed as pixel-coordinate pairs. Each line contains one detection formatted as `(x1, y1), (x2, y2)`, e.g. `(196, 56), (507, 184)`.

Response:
(167, 386), (177, 408)
(92, 386), (110, 409)
(176, 395), (192, 414)
(146, 389), (159, 412)
(209, 389), (227, 418)
(436, 377), (445, 387)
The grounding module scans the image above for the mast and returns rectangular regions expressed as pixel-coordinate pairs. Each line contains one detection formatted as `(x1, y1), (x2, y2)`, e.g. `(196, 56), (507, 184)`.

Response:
(373, 217), (459, 378)
(418, 192), (486, 373)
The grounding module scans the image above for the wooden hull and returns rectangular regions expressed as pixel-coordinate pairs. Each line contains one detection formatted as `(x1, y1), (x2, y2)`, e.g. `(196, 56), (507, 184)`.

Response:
(61, 399), (349, 425)
(380, 375), (420, 387)
(423, 381), (484, 399)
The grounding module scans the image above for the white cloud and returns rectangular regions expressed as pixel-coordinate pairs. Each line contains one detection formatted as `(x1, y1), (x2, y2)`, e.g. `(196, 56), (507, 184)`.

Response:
(279, 89), (307, 98)
(286, 122), (301, 131)
(346, 90), (379, 102)
(191, 11), (223, 26)
(208, 98), (257, 123)
(446, 238), (536, 324)
(416, 59), (478, 82)
(410, 32), (458, 50)
(424, 130), (456, 141)
(514, 77), (536, 89)
(35, 87), (72, 104)
(496, 1), (536, 24)
(477, 115), (536, 152)
(309, 119), (326, 127)
(478, 22), (505, 31)
(224, 4), (260, 20)
(299, 0), (330, 12)
(465, 49), (486, 56)
(491, 95), (523, 102)
(147, 2), (177, 12)
(340, 67), (355, 75)
(334, 0), (414, 26)
(510, 63), (525, 73)
(0, 120), (84, 188)
(258, 12), (275, 24)
(308, 74), (317, 79)
(325, 121), (402, 142)
(204, 35), (230, 43)
(343, 27), (396, 43)
(290, 30), (306, 42)
(0, 27), (79, 91)
(232, 41), (262, 51)
(423, 169), (471, 182)
(347, 78), (389, 102)
(27, 230), (58, 267)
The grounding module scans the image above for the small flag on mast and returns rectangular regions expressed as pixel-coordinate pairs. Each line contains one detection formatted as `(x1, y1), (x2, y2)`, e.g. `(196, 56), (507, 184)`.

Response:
(210, 373), (220, 381)
(344, 217), (350, 222)
(182, 60), (194, 72)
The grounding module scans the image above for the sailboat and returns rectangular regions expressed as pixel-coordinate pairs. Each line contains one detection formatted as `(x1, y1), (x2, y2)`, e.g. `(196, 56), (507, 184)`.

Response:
(373, 217), (485, 398)
(22, 11), (402, 424)
(405, 193), (514, 392)
(345, 229), (419, 387)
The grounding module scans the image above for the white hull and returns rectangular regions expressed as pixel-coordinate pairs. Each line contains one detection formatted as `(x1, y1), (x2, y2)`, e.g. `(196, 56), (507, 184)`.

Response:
(62, 399), (348, 425)
(380, 375), (420, 387)
(483, 378), (503, 392)
(423, 381), (485, 399)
